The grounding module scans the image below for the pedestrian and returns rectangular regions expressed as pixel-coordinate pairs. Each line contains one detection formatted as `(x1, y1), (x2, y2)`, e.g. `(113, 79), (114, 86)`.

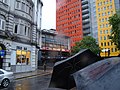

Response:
(43, 63), (46, 72)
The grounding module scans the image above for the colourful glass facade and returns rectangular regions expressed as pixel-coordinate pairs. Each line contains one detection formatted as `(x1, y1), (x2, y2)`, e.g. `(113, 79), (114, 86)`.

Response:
(56, 0), (83, 47)
(96, 0), (119, 57)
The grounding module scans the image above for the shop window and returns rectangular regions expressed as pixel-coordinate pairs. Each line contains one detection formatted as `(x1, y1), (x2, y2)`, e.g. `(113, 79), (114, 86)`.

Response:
(16, 50), (31, 65)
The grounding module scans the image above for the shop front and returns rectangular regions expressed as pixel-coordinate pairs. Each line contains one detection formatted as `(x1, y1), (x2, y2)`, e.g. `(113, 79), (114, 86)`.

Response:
(11, 42), (33, 73)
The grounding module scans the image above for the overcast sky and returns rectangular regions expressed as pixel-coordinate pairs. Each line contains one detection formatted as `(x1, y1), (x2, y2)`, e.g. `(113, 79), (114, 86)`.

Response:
(41, 0), (56, 30)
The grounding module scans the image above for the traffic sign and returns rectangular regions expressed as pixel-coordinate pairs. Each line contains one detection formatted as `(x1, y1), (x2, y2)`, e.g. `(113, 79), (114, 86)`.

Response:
(0, 50), (5, 57)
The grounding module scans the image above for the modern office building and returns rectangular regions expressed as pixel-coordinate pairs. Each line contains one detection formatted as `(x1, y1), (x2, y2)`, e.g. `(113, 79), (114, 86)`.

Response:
(96, 0), (120, 57)
(90, 0), (98, 42)
(0, 0), (43, 73)
(81, 0), (92, 36)
(39, 29), (70, 64)
(56, 0), (83, 47)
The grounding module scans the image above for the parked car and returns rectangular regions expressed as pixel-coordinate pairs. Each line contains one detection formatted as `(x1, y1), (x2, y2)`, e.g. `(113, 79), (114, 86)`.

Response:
(0, 69), (14, 88)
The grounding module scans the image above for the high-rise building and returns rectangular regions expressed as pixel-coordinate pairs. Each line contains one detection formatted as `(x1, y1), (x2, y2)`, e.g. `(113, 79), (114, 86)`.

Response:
(96, 0), (120, 57)
(56, 0), (83, 47)
(81, 0), (92, 37)
(90, 0), (98, 42)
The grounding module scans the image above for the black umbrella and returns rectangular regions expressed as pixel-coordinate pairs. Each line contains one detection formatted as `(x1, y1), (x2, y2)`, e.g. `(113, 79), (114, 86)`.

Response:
(49, 49), (102, 89)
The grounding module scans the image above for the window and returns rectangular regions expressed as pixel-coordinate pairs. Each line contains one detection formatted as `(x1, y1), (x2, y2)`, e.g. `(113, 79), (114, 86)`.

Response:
(99, 14), (100, 17)
(104, 42), (106, 46)
(102, 13), (104, 16)
(100, 30), (102, 34)
(110, 29), (112, 33)
(14, 24), (18, 33)
(111, 48), (113, 52)
(0, 18), (5, 30)
(25, 26), (27, 36)
(26, 5), (29, 13)
(16, 50), (31, 65)
(102, 18), (104, 22)
(2, 20), (5, 29)
(98, 8), (100, 12)
(101, 43), (103, 46)
(110, 5), (112, 9)
(106, 30), (108, 34)
(3, 0), (8, 4)
(29, 7), (31, 15)
(106, 24), (108, 27)
(21, 2), (25, 11)
(16, 1), (20, 9)
(104, 7), (106, 10)
(104, 36), (107, 40)
(0, 71), (4, 74)
(100, 36), (102, 40)
(20, 24), (24, 35)
(28, 27), (30, 37)
(108, 42), (109, 46)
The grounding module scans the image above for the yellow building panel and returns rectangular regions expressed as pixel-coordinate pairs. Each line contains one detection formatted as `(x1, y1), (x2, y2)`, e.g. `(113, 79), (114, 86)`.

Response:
(96, 0), (119, 57)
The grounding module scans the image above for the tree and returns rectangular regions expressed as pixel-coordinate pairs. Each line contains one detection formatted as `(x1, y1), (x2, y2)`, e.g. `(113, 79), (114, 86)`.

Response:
(71, 36), (100, 55)
(109, 11), (120, 50)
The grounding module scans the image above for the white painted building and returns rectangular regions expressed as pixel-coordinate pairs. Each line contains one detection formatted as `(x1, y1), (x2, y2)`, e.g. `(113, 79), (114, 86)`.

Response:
(0, 0), (43, 73)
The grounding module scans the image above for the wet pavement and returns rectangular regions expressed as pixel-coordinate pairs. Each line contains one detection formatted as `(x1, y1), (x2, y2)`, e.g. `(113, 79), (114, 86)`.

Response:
(0, 74), (67, 90)
(15, 69), (52, 80)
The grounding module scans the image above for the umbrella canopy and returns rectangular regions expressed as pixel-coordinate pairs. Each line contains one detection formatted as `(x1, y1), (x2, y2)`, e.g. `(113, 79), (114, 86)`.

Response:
(49, 49), (102, 89)
(73, 57), (120, 90)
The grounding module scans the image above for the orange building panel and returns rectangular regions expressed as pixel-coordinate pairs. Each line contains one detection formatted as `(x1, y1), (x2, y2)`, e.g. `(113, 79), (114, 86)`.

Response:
(56, 0), (83, 47)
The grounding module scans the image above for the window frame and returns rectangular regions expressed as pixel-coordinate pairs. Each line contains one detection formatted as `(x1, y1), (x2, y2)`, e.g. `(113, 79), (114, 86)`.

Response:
(0, 18), (5, 30)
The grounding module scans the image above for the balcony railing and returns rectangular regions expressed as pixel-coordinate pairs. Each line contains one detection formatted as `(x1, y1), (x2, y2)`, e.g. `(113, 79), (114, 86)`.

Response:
(82, 10), (89, 15)
(82, 0), (88, 5)
(82, 5), (89, 10)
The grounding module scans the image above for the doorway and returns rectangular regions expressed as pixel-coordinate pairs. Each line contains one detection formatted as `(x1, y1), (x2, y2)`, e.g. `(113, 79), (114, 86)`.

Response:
(0, 43), (6, 69)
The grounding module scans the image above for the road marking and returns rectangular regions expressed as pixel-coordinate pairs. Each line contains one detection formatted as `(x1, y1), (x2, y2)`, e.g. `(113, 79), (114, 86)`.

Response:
(15, 72), (52, 81)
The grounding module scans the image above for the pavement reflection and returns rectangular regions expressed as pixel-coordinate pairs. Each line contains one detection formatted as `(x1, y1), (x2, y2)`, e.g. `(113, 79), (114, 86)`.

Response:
(0, 74), (69, 90)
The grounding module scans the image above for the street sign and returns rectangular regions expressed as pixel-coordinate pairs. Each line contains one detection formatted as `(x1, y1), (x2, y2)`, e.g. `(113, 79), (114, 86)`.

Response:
(0, 50), (5, 57)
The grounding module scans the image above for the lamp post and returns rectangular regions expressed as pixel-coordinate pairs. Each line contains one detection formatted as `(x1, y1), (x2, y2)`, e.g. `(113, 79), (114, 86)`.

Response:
(60, 41), (62, 60)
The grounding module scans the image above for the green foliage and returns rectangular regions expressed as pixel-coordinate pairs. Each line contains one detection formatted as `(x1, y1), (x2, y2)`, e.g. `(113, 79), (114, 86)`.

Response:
(71, 36), (100, 55)
(109, 10), (120, 50)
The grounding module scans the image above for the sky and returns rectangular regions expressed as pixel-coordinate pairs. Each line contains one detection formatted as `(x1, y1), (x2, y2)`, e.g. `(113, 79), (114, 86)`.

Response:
(41, 0), (56, 29)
